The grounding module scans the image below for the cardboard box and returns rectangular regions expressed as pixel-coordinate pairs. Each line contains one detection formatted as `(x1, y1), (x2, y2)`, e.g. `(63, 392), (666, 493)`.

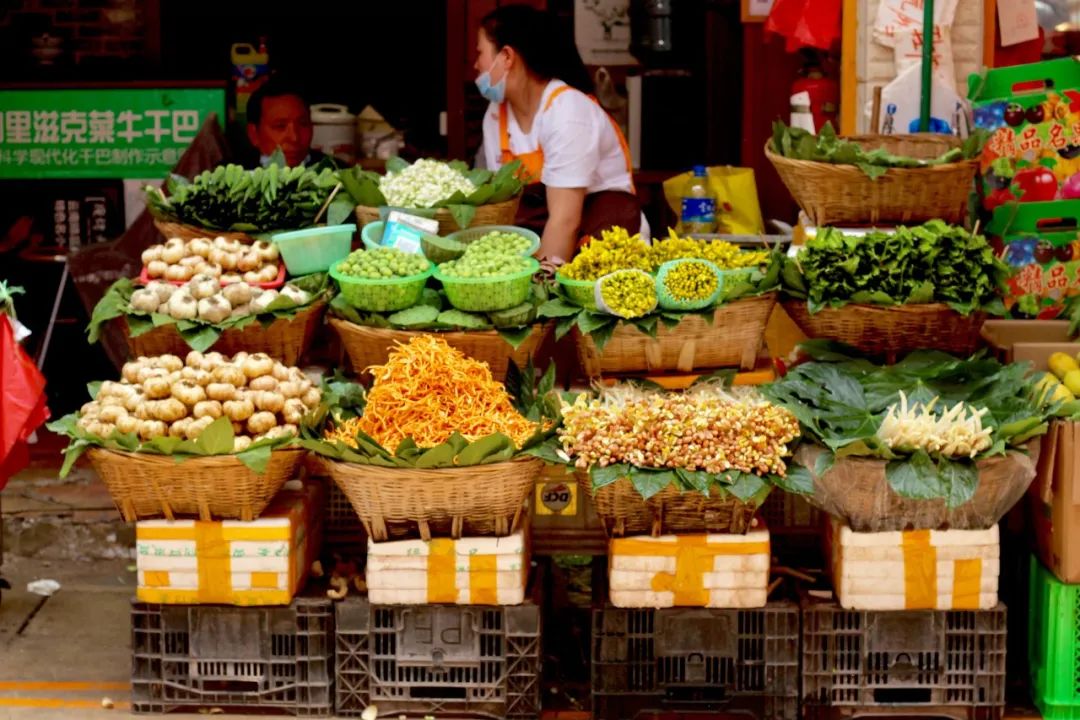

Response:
(365, 529), (528, 606)
(980, 319), (1075, 364)
(827, 518), (999, 610)
(608, 529), (770, 609)
(135, 479), (322, 606)
(1032, 420), (1080, 582)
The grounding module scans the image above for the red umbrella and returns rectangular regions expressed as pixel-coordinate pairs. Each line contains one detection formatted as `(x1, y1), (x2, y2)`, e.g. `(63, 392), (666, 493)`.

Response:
(0, 314), (49, 488)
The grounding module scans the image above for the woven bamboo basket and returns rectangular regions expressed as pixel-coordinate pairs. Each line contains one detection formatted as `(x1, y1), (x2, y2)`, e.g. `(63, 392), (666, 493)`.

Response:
(354, 196), (522, 236)
(324, 456), (542, 541)
(122, 301), (326, 365)
(88, 447), (306, 522)
(764, 135), (978, 226)
(782, 300), (985, 361)
(574, 292), (776, 377)
(154, 219), (255, 244)
(796, 441), (1040, 532)
(330, 317), (551, 378)
(576, 470), (764, 537)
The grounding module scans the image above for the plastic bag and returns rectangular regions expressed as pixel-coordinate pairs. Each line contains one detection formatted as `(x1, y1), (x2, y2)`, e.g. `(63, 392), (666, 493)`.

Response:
(663, 167), (764, 235)
(765, 0), (843, 52)
(0, 315), (49, 488)
(873, 0), (960, 91)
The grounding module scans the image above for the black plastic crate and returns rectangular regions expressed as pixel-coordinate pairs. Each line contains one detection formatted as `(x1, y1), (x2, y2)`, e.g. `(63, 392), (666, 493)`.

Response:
(131, 596), (334, 716)
(592, 604), (800, 720)
(335, 598), (541, 718)
(322, 474), (366, 550)
(801, 599), (1007, 718)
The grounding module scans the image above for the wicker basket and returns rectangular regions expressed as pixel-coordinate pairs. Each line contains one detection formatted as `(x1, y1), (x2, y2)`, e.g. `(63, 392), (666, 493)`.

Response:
(354, 196), (522, 236)
(324, 456), (542, 541)
(122, 301), (326, 365)
(88, 447), (306, 522)
(154, 219), (255, 245)
(330, 317), (551, 379)
(574, 292), (776, 377)
(782, 300), (985, 361)
(796, 441), (1040, 532)
(765, 135), (978, 226)
(577, 470), (764, 537)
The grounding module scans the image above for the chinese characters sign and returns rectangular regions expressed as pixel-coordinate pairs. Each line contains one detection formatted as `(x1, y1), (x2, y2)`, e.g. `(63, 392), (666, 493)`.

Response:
(0, 87), (225, 179)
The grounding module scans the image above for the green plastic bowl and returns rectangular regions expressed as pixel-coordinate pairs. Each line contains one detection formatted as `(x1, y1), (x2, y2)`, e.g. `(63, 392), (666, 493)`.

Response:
(556, 271), (598, 311)
(435, 257), (540, 312)
(272, 224), (356, 275)
(444, 225), (541, 257)
(330, 257), (434, 312)
(361, 221), (386, 251)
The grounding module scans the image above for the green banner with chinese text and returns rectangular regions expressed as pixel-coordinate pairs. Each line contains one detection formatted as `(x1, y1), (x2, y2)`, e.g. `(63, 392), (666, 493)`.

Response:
(0, 87), (225, 180)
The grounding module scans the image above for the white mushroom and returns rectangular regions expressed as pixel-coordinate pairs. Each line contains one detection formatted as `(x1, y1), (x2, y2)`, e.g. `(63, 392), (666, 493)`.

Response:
(147, 260), (169, 279)
(145, 280), (176, 303)
(197, 296), (232, 324)
(167, 291), (198, 320)
(222, 282), (254, 307)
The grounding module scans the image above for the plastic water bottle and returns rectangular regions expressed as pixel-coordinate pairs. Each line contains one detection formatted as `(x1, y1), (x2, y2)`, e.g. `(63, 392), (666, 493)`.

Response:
(680, 165), (717, 234)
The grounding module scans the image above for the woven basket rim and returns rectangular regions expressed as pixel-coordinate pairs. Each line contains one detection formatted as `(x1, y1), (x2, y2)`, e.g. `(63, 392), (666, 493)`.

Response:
(324, 454), (543, 474)
(88, 445), (306, 465)
(781, 299), (975, 315)
(764, 140), (979, 174)
(355, 195), (522, 214)
(328, 316), (552, 342)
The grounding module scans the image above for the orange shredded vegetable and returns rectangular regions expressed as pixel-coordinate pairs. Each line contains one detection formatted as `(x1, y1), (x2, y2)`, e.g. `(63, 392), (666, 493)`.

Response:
(327, 336), (539, 450)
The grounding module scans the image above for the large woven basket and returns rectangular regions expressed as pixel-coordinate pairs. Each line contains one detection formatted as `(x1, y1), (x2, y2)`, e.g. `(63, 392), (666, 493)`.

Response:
(782, 300), (985, 361)
(354, 196), (522, 236)
(574, 292), (776, 377)
(323, 456), (542, 541)
(330, 317), (551, 379)
(88, 447), (306, 521)
(577, 471), (765, 537)
(122, 301), (326, 365)
(796, 442), (1040, 532)
(765, 135), (978, 226)
(154, 219), (255, 245)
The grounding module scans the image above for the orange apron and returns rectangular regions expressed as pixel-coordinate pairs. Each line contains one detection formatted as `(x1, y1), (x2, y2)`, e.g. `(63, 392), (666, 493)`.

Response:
(498, 85), (635, 192)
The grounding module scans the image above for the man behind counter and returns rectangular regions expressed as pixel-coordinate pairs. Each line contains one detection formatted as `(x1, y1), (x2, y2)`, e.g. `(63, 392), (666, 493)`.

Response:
(241, 77), (330, 168)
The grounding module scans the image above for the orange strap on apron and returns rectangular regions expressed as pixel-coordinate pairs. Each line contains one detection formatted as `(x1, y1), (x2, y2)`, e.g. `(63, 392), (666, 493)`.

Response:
(498, 86), (635, 191)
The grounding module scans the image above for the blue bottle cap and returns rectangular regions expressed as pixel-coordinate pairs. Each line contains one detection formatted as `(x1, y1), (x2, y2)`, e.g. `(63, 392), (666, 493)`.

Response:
(692, 165), (707, 176)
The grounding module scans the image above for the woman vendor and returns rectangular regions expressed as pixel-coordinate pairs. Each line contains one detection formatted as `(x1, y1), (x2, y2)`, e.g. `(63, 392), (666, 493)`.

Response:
(475, 5), (644, 261)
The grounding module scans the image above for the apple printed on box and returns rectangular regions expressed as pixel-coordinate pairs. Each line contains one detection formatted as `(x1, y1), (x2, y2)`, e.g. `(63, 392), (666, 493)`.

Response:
(986, 200), (1080, 318)
(968, 58), (1080, 212)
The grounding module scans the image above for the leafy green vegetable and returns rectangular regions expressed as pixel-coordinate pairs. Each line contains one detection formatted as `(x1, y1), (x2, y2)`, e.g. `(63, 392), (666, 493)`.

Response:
(761, 342), (1048, 507)
(541, 252), (782, 349)
(145, 164), (339, 233)
(771, 121), (988, 179)
(782, 222), (1009, 316)
(87, 274), (332, 349)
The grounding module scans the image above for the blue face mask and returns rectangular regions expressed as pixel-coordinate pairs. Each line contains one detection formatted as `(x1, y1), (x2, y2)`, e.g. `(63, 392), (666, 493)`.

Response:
(475, 55), (506, 104)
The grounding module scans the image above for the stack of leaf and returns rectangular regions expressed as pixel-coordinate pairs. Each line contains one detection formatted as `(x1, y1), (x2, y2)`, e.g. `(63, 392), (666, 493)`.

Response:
(766, 121), (985, 227)
(781, 221), (1009, 358)
(761, 342), (1049, 531)
(303, 336), (560, 541)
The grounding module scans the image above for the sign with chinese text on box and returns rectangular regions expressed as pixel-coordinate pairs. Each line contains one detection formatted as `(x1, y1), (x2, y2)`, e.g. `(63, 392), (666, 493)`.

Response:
(0, 87), (225, 179)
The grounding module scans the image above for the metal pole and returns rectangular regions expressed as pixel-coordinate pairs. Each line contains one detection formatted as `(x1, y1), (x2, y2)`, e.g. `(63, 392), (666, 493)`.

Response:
(919, 0), (935, 132)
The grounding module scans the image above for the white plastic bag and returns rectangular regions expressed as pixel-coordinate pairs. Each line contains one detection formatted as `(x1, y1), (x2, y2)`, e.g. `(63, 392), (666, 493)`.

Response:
(873, 0), (960, 90)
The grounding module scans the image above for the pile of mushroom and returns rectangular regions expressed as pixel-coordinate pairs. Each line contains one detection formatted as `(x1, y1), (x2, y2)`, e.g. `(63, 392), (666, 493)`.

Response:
(129, 276), (312, 324)
(77, 352), (322, 452)
(142, 237), (281, 285)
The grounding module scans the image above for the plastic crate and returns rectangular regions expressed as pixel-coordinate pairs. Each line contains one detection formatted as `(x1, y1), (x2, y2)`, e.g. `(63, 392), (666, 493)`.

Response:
(1029, 557), (1080, 719)
(130, 596), (334, 716)
(801, 598), (1007, 717)
(335, 597), (541, 718)
(759, 489), (821, 535)
(592, 604), (800, 720)
(326, 479), (366, 549)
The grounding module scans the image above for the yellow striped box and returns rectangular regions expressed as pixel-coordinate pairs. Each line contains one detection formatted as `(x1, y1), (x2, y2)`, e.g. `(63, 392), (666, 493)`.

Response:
(135, 479), (322, 606)
(828, 517), (999, 610)
(366, 529), (528, 606)
(608, 530), (771, 609)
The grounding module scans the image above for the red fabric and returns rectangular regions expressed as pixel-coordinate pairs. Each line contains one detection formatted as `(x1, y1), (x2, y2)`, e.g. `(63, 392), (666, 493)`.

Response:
(0, 315), (49, 489)
(765, 0), (843, 52)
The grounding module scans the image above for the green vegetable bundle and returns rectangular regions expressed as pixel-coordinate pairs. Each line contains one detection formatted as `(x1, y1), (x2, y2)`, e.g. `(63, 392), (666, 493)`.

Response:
(761, 342), (1049, 508)
(782, 221), (1009, 316)
(145, 163), (339, 233)
(770, 121), (987, 180)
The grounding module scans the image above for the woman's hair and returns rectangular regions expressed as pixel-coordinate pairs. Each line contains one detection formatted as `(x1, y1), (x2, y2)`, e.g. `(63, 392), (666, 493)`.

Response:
(481, 5), (594, 95)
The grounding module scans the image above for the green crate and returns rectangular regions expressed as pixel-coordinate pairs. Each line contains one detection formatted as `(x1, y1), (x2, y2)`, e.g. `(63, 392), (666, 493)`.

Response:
(1029, 556), (1080, 719)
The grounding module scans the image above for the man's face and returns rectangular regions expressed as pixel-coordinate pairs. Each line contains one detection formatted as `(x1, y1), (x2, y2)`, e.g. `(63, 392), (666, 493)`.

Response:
(247, 94), (314, 167)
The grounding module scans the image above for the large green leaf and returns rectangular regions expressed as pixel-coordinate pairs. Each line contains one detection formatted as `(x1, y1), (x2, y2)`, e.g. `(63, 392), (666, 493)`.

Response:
(591, 463), (629, 490)
(885, 450), (943, 499)
(629, 468), (677, 500)
(194, 416), (235, 455)
(457, 434), (513, 466)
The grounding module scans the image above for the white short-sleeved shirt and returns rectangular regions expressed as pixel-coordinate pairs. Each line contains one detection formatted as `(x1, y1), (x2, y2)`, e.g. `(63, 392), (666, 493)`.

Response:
(480, 80), (634, 195)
